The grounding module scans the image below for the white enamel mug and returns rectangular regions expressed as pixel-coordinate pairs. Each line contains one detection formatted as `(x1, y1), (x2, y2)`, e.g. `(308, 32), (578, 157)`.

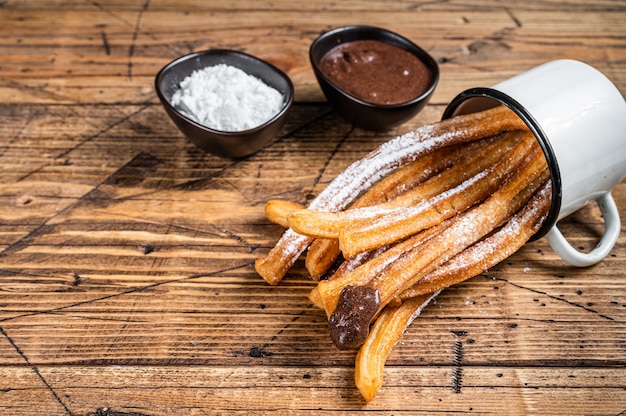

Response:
(443, 59), (626, 267)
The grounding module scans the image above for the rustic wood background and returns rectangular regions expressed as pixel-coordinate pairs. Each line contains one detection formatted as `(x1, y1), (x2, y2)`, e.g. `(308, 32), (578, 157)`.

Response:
(0, 0), (624, 415)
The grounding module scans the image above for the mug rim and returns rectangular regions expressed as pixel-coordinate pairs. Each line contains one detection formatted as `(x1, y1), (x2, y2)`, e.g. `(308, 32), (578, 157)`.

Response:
(442, 87), (562, 241)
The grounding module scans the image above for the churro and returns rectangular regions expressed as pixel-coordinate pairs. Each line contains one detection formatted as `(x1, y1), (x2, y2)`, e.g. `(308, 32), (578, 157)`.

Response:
(303, 142), (479, 279)
(255, 105), (552, 402)
(327, 144), (548, 349)
(354, 291), (440, 402)
(354, 179), (551, 401)
(255, 106), (527, 285)
(264, 200), (304, 228)
(305, 238), (341, 280)
(400, 174), (551, 299)
(316, 218), (453, 317)
(287, 131), (523, 240)
(338, 131), (536, 256)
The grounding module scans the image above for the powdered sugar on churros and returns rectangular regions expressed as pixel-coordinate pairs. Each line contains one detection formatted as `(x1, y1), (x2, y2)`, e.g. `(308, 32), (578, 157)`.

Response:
(256, 106), (529, 285)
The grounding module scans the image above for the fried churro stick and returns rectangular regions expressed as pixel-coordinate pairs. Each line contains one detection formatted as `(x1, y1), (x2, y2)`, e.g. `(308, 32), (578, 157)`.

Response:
(354, 291), (440, 402)
(351, 135), (505, 207)
(318, 165), (548, 312)
(328, 147), (548, 349)
(255, 106), (527, 285)
(372, 147), (548, 307)
(304, 143), (462, 279)
(255, 229), (314, 285)
(338, 132), (537, 256)
(316, 218), (454, 317)
(400, 177), (551, 299)
(287, 132), (534, 242)
(308, 244), (389, 309)
(304, 131), (521, 281)
(288, 131), (526, 240)
(304, 137), (501, 279)
(265, 200), (305, 228)
(306, 238), (341, 280)
(354, 179), (551, 401)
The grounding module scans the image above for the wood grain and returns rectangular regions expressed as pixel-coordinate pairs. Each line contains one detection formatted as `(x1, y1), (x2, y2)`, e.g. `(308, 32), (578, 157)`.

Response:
(0, 0), (625, 415)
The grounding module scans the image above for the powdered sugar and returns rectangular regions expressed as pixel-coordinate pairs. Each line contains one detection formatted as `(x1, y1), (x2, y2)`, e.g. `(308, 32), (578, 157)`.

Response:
(263, 110), (499, 280)
(338, 167), (491, 242)
(308, 123), (471, 213)
(420, 180), (552, 279)
(406, 289), (441, 326)
(171, 64), (284, 132)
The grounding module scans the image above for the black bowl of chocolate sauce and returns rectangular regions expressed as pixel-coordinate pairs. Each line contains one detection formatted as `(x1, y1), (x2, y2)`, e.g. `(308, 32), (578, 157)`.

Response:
(310, 25), (439, 131)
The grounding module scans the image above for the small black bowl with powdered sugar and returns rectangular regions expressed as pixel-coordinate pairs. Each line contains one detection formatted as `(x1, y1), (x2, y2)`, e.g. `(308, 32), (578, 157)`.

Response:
(155, 49), (294, 158)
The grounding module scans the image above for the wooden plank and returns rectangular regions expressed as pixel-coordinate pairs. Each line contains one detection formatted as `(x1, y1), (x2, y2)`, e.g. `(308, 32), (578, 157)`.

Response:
(1, 244), (624, 363)
(1, 7), (624, 103)
(0, 0), (624, 414)
(1, 366), (624, 415)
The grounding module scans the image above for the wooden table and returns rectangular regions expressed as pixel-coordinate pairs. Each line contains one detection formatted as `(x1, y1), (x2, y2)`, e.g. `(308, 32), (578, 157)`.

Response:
(1, 1), (624, 414)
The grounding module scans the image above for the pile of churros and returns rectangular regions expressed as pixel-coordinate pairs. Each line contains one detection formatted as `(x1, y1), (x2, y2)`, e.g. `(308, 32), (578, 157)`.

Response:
(255, 106), (552, 402)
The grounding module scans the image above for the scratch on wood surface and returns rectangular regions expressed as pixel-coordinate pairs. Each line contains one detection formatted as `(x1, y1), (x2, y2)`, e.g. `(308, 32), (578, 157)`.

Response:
(100, 152), (161, 187)
(0, 110), (39, 158)
(207, 223), (257, 252)
(0, 326), (74, 415)
(242, 307), (316, 359)
(100, 30), (111, 55)
(0, 262), (254, 324)
(506, 8), (523, 28)
(493, 277), (616, 321)
(127, 0), (151, 80)
(308, 124), (354, 194)
(0, 151), (162, 257)
(169, 158), (242, 192)
(279, 108), (335, 139)
(16, 104), (153, 180)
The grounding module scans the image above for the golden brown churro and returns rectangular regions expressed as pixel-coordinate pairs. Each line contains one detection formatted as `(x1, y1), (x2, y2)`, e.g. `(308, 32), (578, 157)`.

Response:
(354, 179), (551, 402)
(316, 218), (453, 317)
(255, 106), (551, 401)
(400, 174), (551, 299)
(255, 106), (527, 285)
(288, 132), (523, 239)
(354, 291), (440, 402)
(264, 200), (305, 228)
(338, 132), (537, 256)
(368, 145), (548, 312)
(305, 237), (341, 280)
(303, 142), (479, 279)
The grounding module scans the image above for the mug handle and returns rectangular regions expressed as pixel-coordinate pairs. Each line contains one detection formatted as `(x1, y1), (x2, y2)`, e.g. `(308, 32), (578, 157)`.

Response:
(545, 192), (621, 267)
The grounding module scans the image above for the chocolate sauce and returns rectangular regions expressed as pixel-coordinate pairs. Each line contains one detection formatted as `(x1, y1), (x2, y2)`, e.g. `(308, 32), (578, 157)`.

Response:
(319, 39), (432, 105)
(328, 285), (380, 350)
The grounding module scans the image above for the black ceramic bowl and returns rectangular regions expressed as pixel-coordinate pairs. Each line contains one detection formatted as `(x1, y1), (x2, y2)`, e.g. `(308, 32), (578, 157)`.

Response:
(310, 25), (439, 131)
(155, 49), (294, 158)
